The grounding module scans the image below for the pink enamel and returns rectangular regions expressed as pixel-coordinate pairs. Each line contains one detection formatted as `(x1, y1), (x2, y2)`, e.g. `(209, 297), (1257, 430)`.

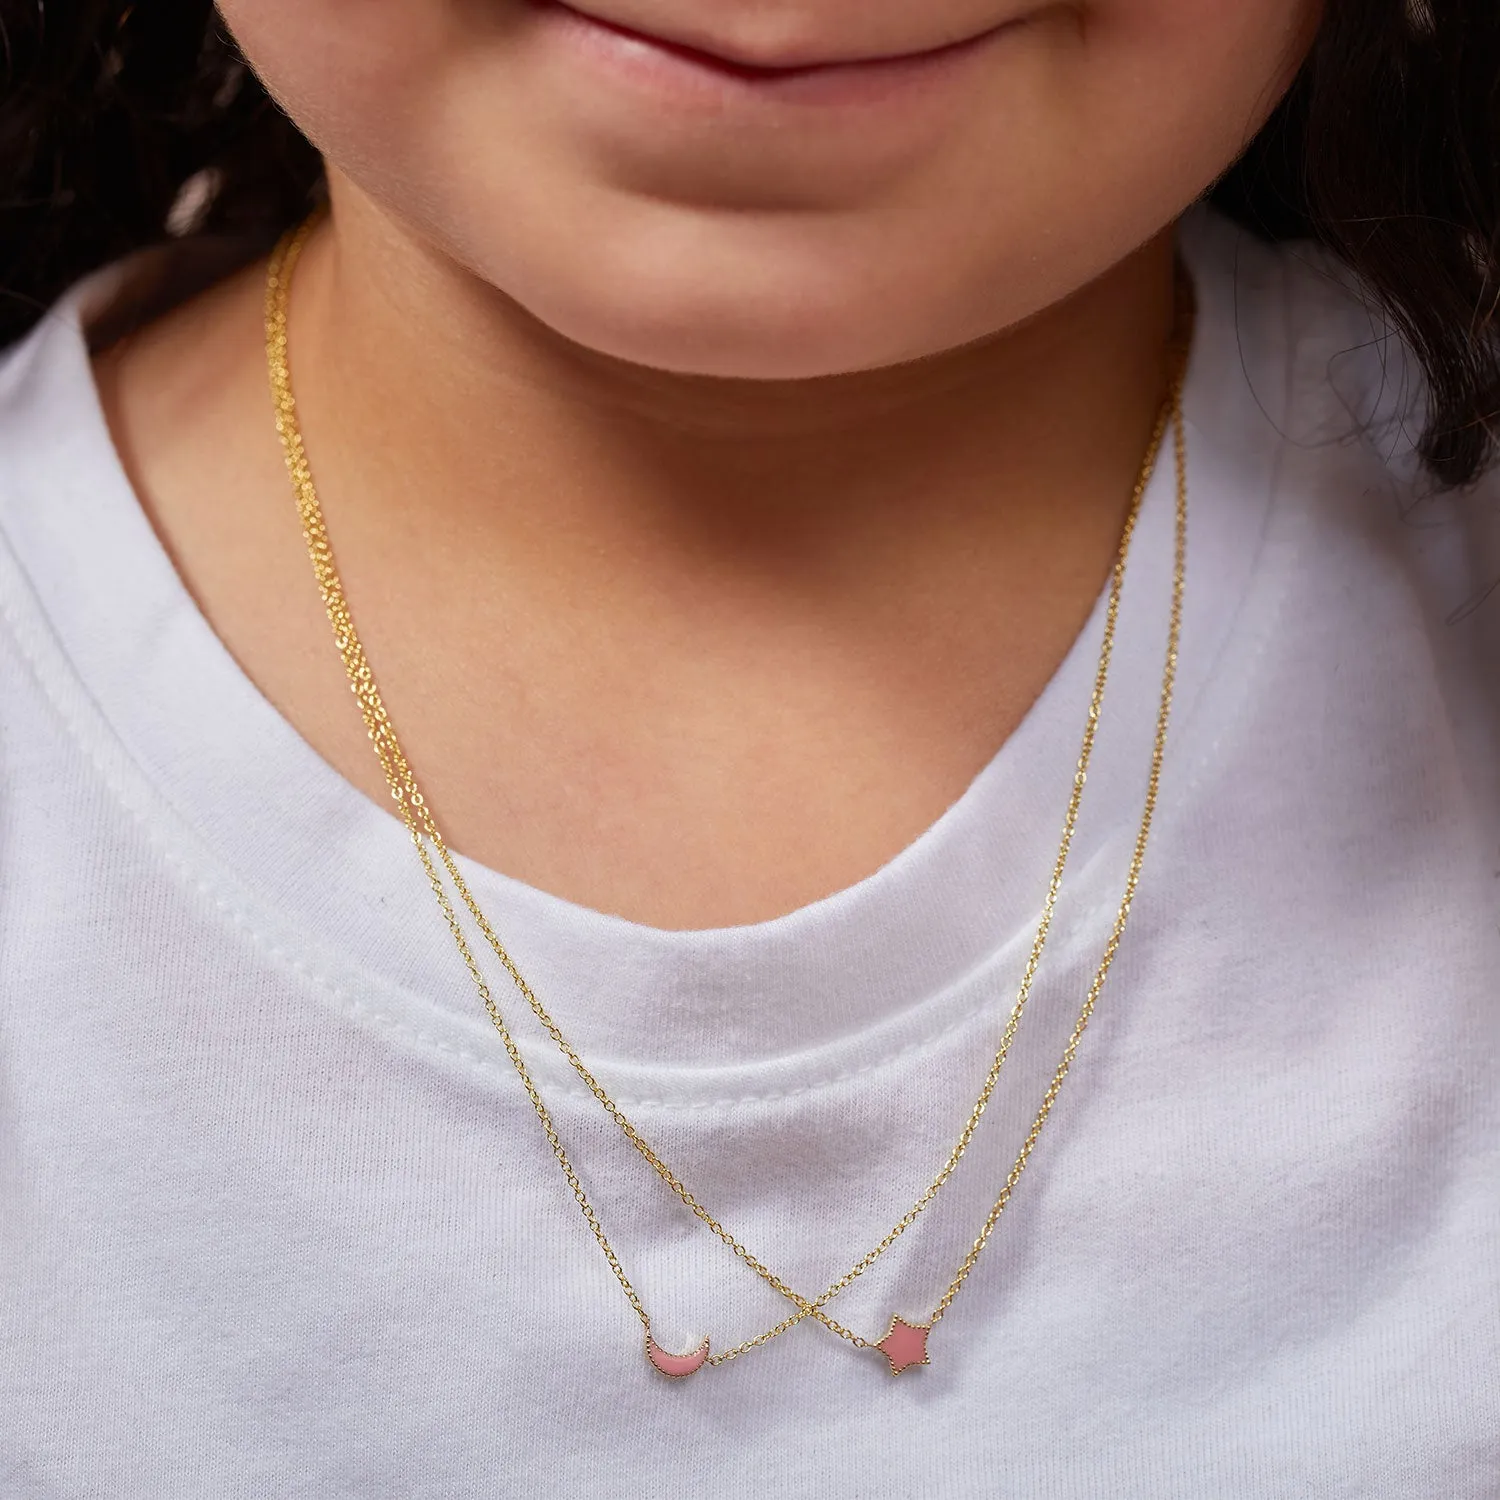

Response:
(647, 1336), (710, 1378)
(876, 1317), (930, 1374)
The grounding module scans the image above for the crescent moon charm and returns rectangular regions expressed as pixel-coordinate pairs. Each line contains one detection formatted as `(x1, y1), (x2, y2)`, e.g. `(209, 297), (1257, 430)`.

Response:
(646, 1335), (711, 1378)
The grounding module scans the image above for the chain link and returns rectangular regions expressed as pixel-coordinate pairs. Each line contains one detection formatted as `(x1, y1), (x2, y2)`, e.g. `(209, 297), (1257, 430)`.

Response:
(266, 215), (1191, 1369)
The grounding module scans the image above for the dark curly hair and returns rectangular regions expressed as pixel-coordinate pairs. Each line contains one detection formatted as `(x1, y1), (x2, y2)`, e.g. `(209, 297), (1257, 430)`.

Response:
(1, 0), (1498, 484)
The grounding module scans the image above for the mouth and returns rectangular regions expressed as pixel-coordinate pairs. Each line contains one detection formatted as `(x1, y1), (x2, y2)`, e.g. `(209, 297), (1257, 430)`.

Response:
(539, 2), (1018, 90)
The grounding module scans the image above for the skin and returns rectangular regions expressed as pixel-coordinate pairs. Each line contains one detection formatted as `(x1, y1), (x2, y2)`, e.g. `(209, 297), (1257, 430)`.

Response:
(96, 0), (1319, 928)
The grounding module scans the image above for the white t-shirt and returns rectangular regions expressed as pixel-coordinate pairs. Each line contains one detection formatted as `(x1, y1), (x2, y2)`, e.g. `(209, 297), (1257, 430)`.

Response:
(1, 210), (1497, 1499)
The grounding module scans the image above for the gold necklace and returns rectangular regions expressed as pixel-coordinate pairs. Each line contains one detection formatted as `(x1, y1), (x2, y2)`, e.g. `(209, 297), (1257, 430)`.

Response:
(266, 217), (1191, 1379)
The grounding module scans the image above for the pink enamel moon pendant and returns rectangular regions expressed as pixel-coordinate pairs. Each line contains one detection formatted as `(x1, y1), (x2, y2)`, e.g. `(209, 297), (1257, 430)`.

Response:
(646, 1335), (711, 1378)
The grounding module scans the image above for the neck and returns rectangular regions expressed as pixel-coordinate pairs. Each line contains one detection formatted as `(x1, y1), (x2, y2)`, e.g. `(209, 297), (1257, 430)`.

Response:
(291, 174), (1178, 601)
(95, 178), (1186, 927)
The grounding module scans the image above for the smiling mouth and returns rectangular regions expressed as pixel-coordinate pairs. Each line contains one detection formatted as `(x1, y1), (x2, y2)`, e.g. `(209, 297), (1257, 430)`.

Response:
(546, 1), (1014, 80)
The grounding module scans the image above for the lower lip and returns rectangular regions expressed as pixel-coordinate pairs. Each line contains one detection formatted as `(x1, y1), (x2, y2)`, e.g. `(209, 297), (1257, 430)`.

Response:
(533, 3), (1016, 110)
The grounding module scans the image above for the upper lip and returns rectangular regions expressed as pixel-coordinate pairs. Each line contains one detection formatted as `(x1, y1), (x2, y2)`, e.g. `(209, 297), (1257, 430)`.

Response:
(550, 2), (1011, 73)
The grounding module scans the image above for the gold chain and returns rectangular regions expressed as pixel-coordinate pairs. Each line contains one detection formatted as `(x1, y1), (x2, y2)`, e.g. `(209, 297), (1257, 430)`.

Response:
(265, 215), (1191, 1372)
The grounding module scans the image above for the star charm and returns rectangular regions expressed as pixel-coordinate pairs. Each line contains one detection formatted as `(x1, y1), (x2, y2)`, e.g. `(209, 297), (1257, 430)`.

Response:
(875, 1316), (931, 1375)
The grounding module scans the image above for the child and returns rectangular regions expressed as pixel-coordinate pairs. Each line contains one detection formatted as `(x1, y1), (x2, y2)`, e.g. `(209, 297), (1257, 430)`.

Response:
(1, 0), (1496, 1493)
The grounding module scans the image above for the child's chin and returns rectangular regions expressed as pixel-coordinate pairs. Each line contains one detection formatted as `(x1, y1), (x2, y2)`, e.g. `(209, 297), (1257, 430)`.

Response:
(540, 303), (930, 383)
(480, 221), (1013, 381)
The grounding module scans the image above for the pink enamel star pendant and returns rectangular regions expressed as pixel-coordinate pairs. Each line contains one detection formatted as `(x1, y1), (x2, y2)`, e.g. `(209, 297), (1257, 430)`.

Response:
(875, 1316), (931, 1375)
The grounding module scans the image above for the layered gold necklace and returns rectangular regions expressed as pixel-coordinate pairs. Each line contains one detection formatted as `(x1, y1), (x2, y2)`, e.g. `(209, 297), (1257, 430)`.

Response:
(265, 217), (1192, 1380)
